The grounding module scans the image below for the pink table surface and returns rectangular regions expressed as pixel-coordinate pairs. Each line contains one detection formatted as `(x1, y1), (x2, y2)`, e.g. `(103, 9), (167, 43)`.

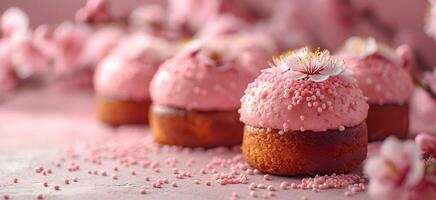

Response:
(0, 86), (375, 200)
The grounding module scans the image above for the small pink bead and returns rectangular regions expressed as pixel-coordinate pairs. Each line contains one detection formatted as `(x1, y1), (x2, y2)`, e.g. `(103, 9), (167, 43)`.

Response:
(254, 169), (261, 175)
(267, 185), (276, 191)
(257, 184), (266, 189)
(35, 166), (44, 173)
(112, 175), (118, 180)
(280, 182), (288, 190)
(131, 170), (136, 176)
(140, 189), (147, 195)
(206, 181), (211, 186)
(249, 183), (256, 190)
(43, 182), (49, 187)
(263, 174), (272, 181)
(3, 195), (9, 200)
(73, 178), (78, 182)
(144, 176), (150, 182)
(171, 182), (178, 187)
(249, 191), (257, 198)
(194, 180), (200, 184)
(232, 192), (238, 198)
(36, 194), (44, 200)
(54, 185), (60, 191)
(101, 171), (107, 176)
(13, 178), (18, 184)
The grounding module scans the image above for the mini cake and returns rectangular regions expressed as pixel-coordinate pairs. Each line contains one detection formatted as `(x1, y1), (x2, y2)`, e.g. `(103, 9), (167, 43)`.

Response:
(338, 37), (414, 141)
(94, 33), (172, 126)
(149, 42), (252, 147)
(239, 47), (369, 176)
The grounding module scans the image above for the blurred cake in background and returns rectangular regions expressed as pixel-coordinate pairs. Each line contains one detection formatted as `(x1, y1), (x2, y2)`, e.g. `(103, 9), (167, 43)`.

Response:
(338, 37), (414, 141)
(94, 33), (172, 126)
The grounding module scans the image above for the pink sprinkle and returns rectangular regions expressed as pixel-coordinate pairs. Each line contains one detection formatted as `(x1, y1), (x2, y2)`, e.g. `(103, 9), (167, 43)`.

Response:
(144, 176), (150, 182)
(254, 169), (261, 175)
(250, 191), (257, 198)
(257, 184), (266, 189)
(140, 189), (147, 195)
(200, 168), (207, 175)
(64, 179), (70, 184)
(35, 166), (44, 173)
(206, 181), (211, 186)
(113, 167), (119, 171)
(263, 174), (272, 181)
(54, 185), (60, 191)
(171, 182), (178, 187)
(13, 178), (18, 184)
(43, 182), (49, 187)
(101, 171), (107, 176)
(194, 180), (200, 184)
(280, 182), (288, 190)
(267, 185), (276, 191)
(36, 194), (44, 200)
(131, 170), (136, 176)
(3, 195), (9, 200)
(112, 175), (118, 180)
(46, 168), (52, 174)
(249, 183), (257, 190)
(246, 169), (254, 175)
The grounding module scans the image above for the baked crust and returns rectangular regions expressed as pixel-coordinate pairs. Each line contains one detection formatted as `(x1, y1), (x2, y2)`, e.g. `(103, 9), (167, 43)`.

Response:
(96, 97), (151, 126)
(149, 104), (243, 147)
(242, 123), (368, 176)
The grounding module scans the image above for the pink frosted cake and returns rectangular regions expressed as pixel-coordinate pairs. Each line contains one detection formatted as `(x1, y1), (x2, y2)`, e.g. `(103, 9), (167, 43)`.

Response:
(239, 47), (369, 176)
(338, 37), (414, 141)
(93, 33), (172, 126)
(149, 41), (253, 147)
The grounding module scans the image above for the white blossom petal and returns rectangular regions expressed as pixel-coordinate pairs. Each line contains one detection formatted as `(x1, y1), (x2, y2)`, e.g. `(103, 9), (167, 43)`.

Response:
(283, 70), (306, 80)
(309, 74), (329, 82)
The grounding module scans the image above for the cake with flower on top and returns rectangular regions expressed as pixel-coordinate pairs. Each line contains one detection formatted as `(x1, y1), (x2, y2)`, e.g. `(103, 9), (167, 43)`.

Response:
(239, 47), (369, 176)
(338, 37), (414, 141)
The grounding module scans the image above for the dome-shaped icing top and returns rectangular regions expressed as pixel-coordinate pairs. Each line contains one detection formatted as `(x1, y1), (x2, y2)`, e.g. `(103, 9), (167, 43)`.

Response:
(338, 37), (414, 105)
(240, 47), (369, 132)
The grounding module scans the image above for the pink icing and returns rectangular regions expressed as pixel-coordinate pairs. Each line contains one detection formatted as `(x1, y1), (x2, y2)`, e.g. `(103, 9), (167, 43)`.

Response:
(344, 56), (414, 105)
(239, 73), (369, 132)
(94, 55), (157, 101)
(150, 45), (253, 111)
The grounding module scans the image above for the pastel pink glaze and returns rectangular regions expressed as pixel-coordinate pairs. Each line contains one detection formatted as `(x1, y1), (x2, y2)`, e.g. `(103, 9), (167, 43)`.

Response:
(150, 46), (252, 111)
(344, 56), (414, 105)
(239, 73), (369, 132)
(94, 54), (157, 101)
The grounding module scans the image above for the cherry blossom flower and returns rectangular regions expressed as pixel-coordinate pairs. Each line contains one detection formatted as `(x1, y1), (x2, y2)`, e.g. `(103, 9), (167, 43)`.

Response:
(0, 42), (19, 92)
(75, 0), (111, 24)
(0, 7), (29, 39)
(425, 0), (436, 40)
(364, 137), (425, 200)
(265, 47), (346, 82)
(415, 133), (436, 157)
(338, 37), (403, 65)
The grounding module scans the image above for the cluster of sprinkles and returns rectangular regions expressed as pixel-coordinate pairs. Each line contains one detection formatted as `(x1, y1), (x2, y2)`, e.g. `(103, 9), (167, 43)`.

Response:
(1, 130), (368, 199)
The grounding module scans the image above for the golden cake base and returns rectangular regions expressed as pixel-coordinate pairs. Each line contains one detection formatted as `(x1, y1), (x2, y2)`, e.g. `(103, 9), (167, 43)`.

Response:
(149, 104), (243, 147)
(242, 123), (368, 176)
(96, 97), (151, 127)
